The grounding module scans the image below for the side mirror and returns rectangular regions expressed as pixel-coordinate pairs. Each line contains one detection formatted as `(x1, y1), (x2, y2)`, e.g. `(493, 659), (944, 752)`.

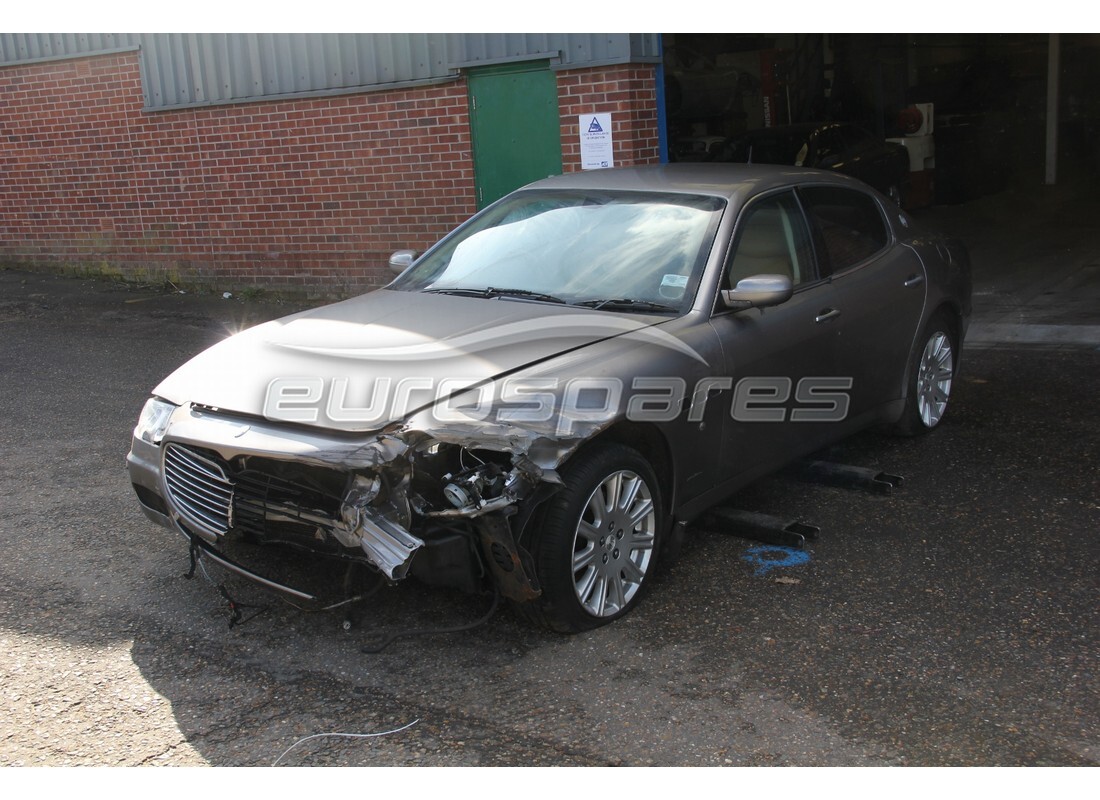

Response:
(721, 274), (793, 310)
(388, 249), (419, 275)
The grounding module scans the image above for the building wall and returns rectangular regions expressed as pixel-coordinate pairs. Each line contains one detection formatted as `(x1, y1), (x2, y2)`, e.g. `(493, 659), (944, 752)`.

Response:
(0, 34), (661, 110)
(558, 65), (661, 170)
(0, 51), (661, 294)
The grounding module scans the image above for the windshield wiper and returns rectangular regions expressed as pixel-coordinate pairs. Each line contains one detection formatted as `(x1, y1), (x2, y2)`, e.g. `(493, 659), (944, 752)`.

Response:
(575, 298), (679, 313)
(423, 287), (567, 304)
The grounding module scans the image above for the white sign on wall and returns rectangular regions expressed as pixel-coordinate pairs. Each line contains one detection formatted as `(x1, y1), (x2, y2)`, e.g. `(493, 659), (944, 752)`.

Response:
(579, 113), (614, 170)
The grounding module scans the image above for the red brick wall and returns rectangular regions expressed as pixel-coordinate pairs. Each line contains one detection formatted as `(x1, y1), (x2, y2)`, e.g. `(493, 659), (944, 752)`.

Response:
(557, 65), (661, 172)
(0, 53), (663, 294)
(0, 51), (477, 294)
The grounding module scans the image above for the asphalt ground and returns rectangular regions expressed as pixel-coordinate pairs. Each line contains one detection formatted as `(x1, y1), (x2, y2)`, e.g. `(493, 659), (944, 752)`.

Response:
(0, 182), (1097, 775)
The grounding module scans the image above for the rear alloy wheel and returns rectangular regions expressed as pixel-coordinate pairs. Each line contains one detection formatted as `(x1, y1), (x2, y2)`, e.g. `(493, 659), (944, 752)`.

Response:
(894, 312), (957, 435)
(524, 442), (661, 632)
(917, 329), (954, 427)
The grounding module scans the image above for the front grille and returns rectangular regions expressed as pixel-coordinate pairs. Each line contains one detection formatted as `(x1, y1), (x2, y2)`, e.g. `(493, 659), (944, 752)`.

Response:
(232, 469), (341, 543)
(163, 444), (234, 536)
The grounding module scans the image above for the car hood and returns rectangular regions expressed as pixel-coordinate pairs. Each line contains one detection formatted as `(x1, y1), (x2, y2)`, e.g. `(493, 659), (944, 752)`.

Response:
(153, 289), (677, 432)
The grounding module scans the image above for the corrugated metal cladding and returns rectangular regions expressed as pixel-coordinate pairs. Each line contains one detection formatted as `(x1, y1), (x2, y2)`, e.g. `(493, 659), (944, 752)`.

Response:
(0, 33), (661, 110)
(0, 33), (142, 61)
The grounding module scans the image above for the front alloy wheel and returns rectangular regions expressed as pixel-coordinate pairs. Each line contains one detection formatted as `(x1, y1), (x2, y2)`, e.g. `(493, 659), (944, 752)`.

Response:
(523, 442), (662, 632)
(571, 468), (656, 617)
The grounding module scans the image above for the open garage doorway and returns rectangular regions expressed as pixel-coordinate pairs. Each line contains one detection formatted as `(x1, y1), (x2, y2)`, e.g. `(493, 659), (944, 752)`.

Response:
(660, 34), (1100, 206)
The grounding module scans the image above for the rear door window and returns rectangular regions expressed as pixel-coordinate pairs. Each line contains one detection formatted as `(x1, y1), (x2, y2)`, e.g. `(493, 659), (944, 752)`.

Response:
(798, 186), (889, 276)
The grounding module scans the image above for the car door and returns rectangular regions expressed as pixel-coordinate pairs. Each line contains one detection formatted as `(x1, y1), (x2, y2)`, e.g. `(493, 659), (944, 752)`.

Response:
(707, 189), (848, 482)
(798, 185), (927, 422)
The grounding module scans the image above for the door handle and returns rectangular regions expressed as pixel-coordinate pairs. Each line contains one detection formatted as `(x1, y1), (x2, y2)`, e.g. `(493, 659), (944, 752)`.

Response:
(815, 308), (841, 324)
(904, 274), (925, 287)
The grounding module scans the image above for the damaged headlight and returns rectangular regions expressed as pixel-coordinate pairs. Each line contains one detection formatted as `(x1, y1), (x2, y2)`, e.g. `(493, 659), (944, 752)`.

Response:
(134, 397), (176, 444)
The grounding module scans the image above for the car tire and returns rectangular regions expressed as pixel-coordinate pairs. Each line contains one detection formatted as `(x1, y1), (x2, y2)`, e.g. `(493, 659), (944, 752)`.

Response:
(893, 311), (958, 436)
(521, 442), (662, 633)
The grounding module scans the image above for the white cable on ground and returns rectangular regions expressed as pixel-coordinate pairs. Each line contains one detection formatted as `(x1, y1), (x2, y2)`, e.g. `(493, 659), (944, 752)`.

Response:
(272, 719), (421, 766)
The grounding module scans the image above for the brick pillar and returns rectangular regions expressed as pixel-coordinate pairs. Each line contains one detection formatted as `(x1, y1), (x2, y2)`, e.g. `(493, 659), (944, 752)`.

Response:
(556, 65), (661, 173)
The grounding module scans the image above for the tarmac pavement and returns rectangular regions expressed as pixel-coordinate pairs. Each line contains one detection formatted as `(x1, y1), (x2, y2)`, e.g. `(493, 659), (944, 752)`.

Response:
(912, 177), (1100, 348)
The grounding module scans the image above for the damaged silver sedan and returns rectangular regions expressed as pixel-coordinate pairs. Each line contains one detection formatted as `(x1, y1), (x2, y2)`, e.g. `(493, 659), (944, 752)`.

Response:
(128, 164), (971, 632)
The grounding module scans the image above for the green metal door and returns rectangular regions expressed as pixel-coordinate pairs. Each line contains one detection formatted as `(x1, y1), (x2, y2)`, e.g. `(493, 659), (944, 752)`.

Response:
(468, 61), (563, 209)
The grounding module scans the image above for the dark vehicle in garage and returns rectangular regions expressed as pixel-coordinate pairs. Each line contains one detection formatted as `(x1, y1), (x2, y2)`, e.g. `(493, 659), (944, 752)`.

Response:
(707, 122), (911, 205)
(127, 164), (970, 632)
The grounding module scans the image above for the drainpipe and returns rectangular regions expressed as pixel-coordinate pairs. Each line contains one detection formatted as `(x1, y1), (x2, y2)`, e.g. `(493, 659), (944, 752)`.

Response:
(1045, 33), (1060, 185)
(655, 33), (669, 164)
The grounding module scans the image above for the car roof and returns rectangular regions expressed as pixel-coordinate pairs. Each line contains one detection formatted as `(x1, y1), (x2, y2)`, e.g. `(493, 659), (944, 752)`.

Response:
(521, 163), (861, 202)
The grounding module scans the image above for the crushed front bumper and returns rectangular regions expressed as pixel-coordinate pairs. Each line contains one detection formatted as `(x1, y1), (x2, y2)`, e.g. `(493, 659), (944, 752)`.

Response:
(127, 402), (548, 601)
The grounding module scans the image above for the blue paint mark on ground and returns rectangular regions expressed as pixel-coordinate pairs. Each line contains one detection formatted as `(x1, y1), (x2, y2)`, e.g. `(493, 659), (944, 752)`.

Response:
(742, 545), (811, 577)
